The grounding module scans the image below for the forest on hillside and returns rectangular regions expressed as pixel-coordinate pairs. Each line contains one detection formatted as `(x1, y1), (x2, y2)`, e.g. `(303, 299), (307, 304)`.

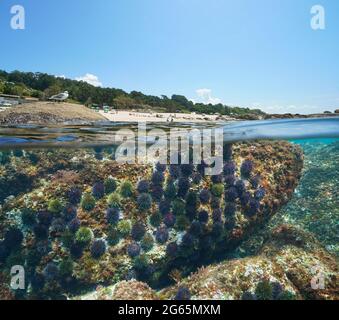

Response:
(0, 70), (265, 118)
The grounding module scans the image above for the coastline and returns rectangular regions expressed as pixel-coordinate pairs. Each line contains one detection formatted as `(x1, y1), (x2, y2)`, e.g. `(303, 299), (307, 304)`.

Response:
(98, 110), (237, 123)
(0, 102), (338, 125)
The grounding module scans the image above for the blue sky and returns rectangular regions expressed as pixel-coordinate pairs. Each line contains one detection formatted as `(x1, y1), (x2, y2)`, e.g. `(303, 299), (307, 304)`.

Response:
(0, 0), (338, 114)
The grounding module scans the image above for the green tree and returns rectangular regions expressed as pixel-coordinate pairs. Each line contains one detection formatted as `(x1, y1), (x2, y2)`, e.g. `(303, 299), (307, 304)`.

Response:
(113, 95), (137, 110)
(43, 84), (62, 99)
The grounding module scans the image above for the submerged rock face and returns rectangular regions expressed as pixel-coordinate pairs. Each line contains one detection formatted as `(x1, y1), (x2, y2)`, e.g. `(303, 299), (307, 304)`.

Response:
(160, 225), (339, 300)
(0, 141), (303, 299)
(77, 225), (338, 300)
(273, 141), (339, 257)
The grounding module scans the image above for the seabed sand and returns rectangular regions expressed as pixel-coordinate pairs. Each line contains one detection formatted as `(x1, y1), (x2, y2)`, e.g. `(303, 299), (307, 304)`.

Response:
(99, 110), (236, 123)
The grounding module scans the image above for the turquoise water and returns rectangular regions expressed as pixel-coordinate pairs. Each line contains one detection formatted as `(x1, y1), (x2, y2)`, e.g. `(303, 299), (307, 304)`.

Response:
(0, 117), (338, 300)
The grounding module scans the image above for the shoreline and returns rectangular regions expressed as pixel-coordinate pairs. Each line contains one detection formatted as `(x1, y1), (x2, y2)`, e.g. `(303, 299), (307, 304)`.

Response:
(0, 102), (338, 125)
(98, 110), (237, 123)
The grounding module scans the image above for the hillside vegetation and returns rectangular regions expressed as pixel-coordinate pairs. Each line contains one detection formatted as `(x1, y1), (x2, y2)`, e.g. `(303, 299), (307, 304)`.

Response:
(0, 70), (265, 119)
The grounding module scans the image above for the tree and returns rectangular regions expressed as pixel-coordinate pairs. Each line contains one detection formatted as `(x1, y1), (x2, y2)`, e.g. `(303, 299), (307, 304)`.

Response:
(43, 84), (62, 100)
(85, 97), (93, 107)
(113, 95), (138, 110)
(0, 69), (266, 117)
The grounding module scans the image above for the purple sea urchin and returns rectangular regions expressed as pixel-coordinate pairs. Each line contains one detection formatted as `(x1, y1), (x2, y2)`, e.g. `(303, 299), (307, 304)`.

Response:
(224, 203), (236, 216)
(155, 226), (169, 244)
(199, 189), (211, 204)
(92, 182), (105, 199)
(127, 242), (141, 258)
(67, 187), (82, 205)
(174, 287), (191, 300)
(198, 210), (209, 224)
(166, 242), (178, 257)
(192, 172), (202, 184)
(224, 175), (236, 187)
(43, 262), (59, 282)
(137, 180), (150, 194)
(189, 220), (203, 236)
(169, 164), (180, 179)
(212, 208), (222, 223)
(159, 199), (171, 215)
(3, 227), (23, 250)
(177, 177), (190, 198)
(180, 164), (194, 177)
(68, 218), (81, 233)
(246, 198), (260, 217)
(163, 213), (176, 228)
(106, 207), (120, 225)
(223, 161), (236, 175)
(156, 162), (167, 173)
(63, 204), (77, 222)
(211, 174), (223, 184)
(225, 187), (238, 202)
(255, 187), (266, 200)
(33, 224), (49, 240)
(131, 222), (146, 241)
(151, 171), (165, 186)
(90, 239), (106, 259)
(241, 160), (254, 178)
(151, 185), (164, 201)
(70, 242), (83, 259)
(235, 180), (246, 194)
(37, 211), (53, 226)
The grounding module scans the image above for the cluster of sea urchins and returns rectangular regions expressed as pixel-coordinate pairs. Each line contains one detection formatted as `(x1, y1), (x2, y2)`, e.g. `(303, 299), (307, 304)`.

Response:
(0, 143), (268, 296)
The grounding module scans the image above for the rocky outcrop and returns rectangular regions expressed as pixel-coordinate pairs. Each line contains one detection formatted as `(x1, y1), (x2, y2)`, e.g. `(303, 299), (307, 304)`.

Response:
(159, 225), (338, 300)
(0, 141), (303, 299)
(76, 225), (338, 300)
(0, 102), (105, 125)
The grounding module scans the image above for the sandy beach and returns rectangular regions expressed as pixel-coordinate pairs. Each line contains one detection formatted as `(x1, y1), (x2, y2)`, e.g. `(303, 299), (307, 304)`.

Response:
(99, 110), (235, 123)
(0, 103), (237, 124)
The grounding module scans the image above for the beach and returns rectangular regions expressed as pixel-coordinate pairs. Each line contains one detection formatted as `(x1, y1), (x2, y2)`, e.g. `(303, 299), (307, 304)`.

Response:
(98, 110), (236, 123)
(0, 104), (236, 124)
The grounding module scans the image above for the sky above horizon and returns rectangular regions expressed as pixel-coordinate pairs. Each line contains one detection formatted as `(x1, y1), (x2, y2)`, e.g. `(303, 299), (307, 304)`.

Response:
(0, 0), (338, 114)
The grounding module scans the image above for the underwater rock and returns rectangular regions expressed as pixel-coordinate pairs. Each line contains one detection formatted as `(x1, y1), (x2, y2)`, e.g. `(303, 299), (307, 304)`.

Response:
(0, 140), (304, 298)
(271, 141), (339, 257)
(75, 225), (338, 300)
(78, 280), (157, 300)
(159, 225), (338, 300)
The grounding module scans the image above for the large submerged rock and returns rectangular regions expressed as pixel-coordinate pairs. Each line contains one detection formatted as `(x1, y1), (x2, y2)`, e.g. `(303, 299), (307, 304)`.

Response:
(0, 141), (303, 299)
(77, 225), (338, 300)
(160, 224), (338, 300)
